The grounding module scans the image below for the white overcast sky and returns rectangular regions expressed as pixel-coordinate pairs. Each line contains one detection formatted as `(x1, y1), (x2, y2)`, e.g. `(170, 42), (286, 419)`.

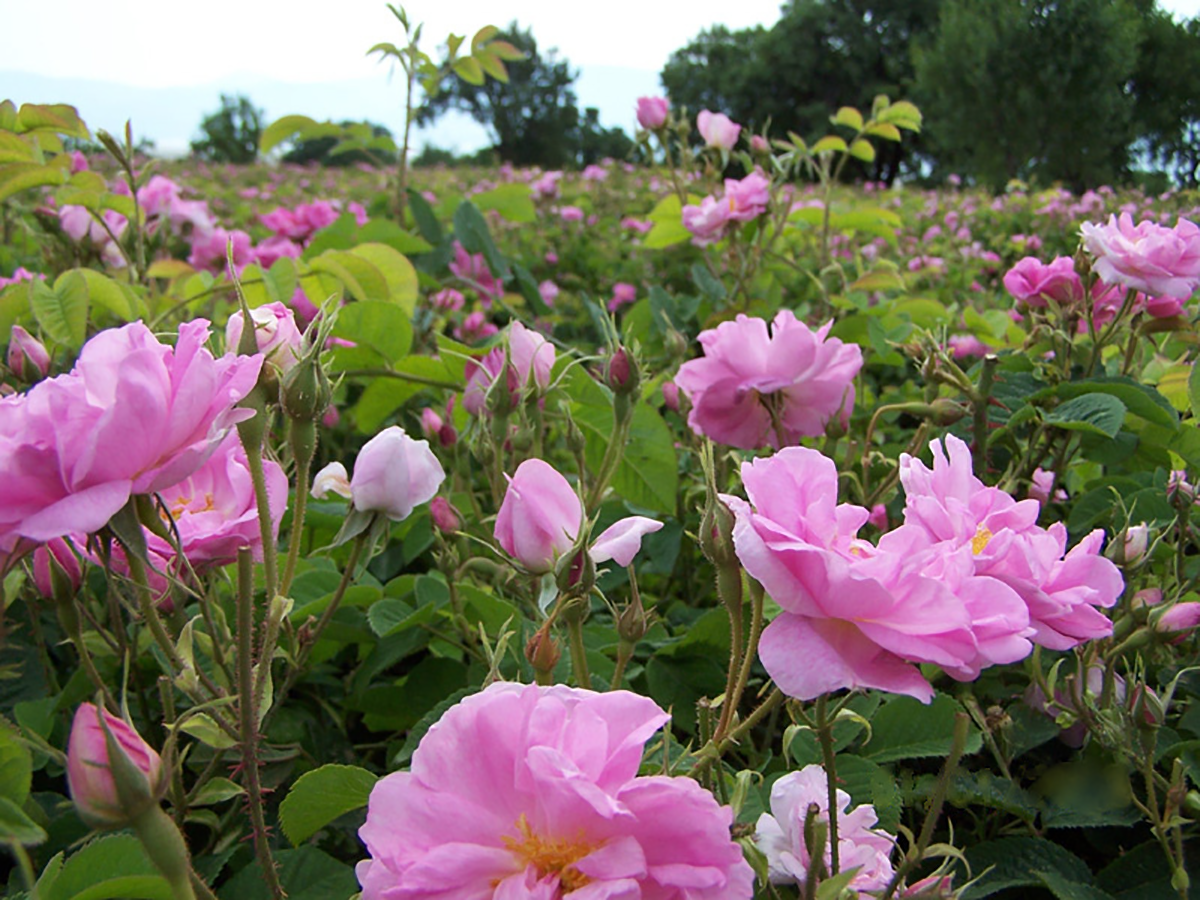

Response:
(3, 0), (1199, 155)
(1, 0), (791, 86)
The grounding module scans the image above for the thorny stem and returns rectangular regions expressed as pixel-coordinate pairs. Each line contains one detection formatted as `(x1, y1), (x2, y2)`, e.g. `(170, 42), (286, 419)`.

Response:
(815, 694), (841, 874)
(236, 550), (284, 900)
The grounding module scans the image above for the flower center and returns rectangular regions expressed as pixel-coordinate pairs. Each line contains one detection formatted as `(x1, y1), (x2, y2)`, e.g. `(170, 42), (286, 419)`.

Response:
(971, 524), (993, 555)
(503, 814), (595, 892)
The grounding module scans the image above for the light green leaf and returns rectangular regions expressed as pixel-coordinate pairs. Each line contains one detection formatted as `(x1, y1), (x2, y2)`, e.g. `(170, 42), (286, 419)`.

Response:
(810, 135), (849, 154)
(278, 765), (378, 845)
(348, 243), (418, 312)
(831, 106), (863, 130)
(260, 114), (319, 154)
(472, 183), (535, 223)
(32, 271), (88, 348)
(0, 727), (31, 806)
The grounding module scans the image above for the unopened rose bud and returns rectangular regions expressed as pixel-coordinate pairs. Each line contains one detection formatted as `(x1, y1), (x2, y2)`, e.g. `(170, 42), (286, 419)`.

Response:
(662, 381), (680, 412)
(67, 703), (165, 828)
(430, 497), (461, 533)
(33, 538), (82, 602)
(605, 347), (638, 396)
(438, 423), (458, 447)
(280, 351), (332, 423)
(7, 325), (50, 382)
(419, 407), (444, 439)
(700, 497), (738, 569)
(1155, 602), (1200, 639)
(525, 624), (561, 676)
(1113, 522), (1150, 566)
(750, 134), (770, 154)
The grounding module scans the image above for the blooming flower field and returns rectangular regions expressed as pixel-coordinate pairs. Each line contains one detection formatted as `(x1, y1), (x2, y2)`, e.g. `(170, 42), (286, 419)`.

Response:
(4, 89), (1200, 900)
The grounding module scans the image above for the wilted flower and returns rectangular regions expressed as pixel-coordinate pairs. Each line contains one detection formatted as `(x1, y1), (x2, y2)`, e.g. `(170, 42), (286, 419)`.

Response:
(675, 311), (862, 450)
(356, 682), (754, 899)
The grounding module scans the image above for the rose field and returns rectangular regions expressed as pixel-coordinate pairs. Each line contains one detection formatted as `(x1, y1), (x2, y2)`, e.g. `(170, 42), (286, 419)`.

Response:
(7, 25), (1200, 899)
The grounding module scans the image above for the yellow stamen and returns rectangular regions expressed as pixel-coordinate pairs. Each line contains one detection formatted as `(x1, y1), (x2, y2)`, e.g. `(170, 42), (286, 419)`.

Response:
(502, 814), (595, 891)
(971, 524), (993, 555)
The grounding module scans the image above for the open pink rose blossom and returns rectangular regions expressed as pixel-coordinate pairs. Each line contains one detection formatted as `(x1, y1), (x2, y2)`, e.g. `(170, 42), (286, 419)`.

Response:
(756, 764), (894, 890)
(675, 311), (862, 450)
(356, 681), (754, 899)
(1080, 213), (1200, 300)
(0, 320), (261, 545)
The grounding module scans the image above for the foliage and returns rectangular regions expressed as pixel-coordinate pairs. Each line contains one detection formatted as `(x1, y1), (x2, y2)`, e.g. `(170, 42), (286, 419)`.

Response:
(281, 120), (397, 167)
(190, 93), (263, 164)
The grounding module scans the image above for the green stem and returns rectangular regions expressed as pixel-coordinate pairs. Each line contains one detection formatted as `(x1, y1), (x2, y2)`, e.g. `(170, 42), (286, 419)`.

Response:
(280, 419), (315, 597)
(236, 550), (284, 900)
(971, 355), (998, 478)
(339, 368), (461, 390)
(244, 448), (278, 609)
(882, 712), (970, 899)
(130, 806), (197, 900)
(566, 612), (591, 689)
(815, 694), (840, 874)
(7, 842), (36, 896)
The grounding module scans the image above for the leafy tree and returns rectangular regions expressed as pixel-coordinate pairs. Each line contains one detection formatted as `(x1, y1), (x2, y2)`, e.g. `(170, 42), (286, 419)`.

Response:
(662, 2), (941, 183)
(1127, 6), (1200, 187)
(913, 0), (1141, 189)
(417, 23), (582, 167)
(281, 120), (397, 167)
(191, 94), (263, 164)
(577, 108), (634, 166)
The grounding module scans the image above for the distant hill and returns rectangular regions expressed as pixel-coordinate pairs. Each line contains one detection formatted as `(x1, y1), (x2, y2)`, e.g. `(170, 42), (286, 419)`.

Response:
(0, 66), (659, 159)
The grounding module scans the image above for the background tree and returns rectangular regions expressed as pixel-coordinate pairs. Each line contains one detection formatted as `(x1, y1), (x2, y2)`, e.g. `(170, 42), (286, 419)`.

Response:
(418, 23), (621, 168)
(661, 1), (940, 183)
(191, 94), (262, 163)
(913, 0), (1141, 190)
(1127, 4), (1200, 187)
(281, 120), (397, 167)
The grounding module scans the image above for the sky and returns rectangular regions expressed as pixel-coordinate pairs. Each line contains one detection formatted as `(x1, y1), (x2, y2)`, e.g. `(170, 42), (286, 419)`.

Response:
(3, 0), (1200, 156)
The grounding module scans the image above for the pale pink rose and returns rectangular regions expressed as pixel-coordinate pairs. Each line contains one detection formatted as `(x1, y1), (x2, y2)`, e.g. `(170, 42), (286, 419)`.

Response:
(1003, 256), (1084, 307)
(135, 175), (181, 220)
(675, 311), (863, 450)
(531, 171), (562, 199)
(454, 310), (498, 345)
(495, 458), (582, 573)
(148, 432), (286, 570)
(346, 427), (445, 521)
(225, 301), (303, 373)
(356, 682), (754, 900)
(538, 280), (559, 308)
(894, 436), (1122, 650)
(582, 164), (608, 182)
(7, 325), (50, 380)
(724, 170), (770, 222)
(1156, 601), (1200, 636)
(462, 321), (555, 416)
(167, 197), (216, 235)
(607, 282), (637, 312)
(620, 217), (653, 234)
(32, 537), (82, 598)
(311, 462), (351, 500)
(69, 150), (89, 173)
(430, 288), (465, 312)
(750, 134), (770, 153)
(756, 765), (894, 890)
(0, 268), (42, 290)
(724, 448), (977, 702)
(1081, 213), (1200, 299)
(559, 205), (585, 222)
(294, 200), (339, 238)
(0, 320), (261, 543)
(948, 334), (989, 359)
(419, 407), (444, 439)
(589, 516), (663, 567)
(636, 96), (670, 130)
(261, 207), (304, 240)
(449, 242), (504, 304)
(682, 195), (732, 244)
(188, 227), (254, 273)
(348, 201), (369, 226)
(697, 110), (741, 150)
(252, 235), (303, 269)
(67, 703), (163, 827)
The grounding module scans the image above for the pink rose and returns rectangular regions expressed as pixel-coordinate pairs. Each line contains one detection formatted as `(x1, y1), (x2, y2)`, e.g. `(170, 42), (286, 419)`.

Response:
(449, 242), (504, 304)
(675, 311), (862, 449)
(323, 426), (445, 522)
(607, 282), (637, 312)
(589, 516), (663, 567)
(356, 682), (754, 900)
(462, 321), (555, 416)
(559, 205), (585, 222)
(0, 320), (262, 543)
(1081, 213), (1200, 299)
(67, 703), (164, 827)
(225, 301), (304, 373)
(724, 170), (770, 222)
(1002, 256), (1084, 307)
(495, 458), (582, 572)
(7, 325), (50, 381)
(697, 110), (742, 150)
(636, 96), (670, 130)
(682, 195), (732, 244)
(756, 764), (894, 890)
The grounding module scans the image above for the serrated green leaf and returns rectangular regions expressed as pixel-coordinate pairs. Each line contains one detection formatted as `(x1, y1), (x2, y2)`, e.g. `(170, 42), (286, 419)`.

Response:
(279, 764), (378, 845)
(179, 713), (237, 749)
(864, 694), (981, 763)
(1045, 393), (1126, 438)
(31, 271), (88, 348)
(0, 726), (32, 806)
